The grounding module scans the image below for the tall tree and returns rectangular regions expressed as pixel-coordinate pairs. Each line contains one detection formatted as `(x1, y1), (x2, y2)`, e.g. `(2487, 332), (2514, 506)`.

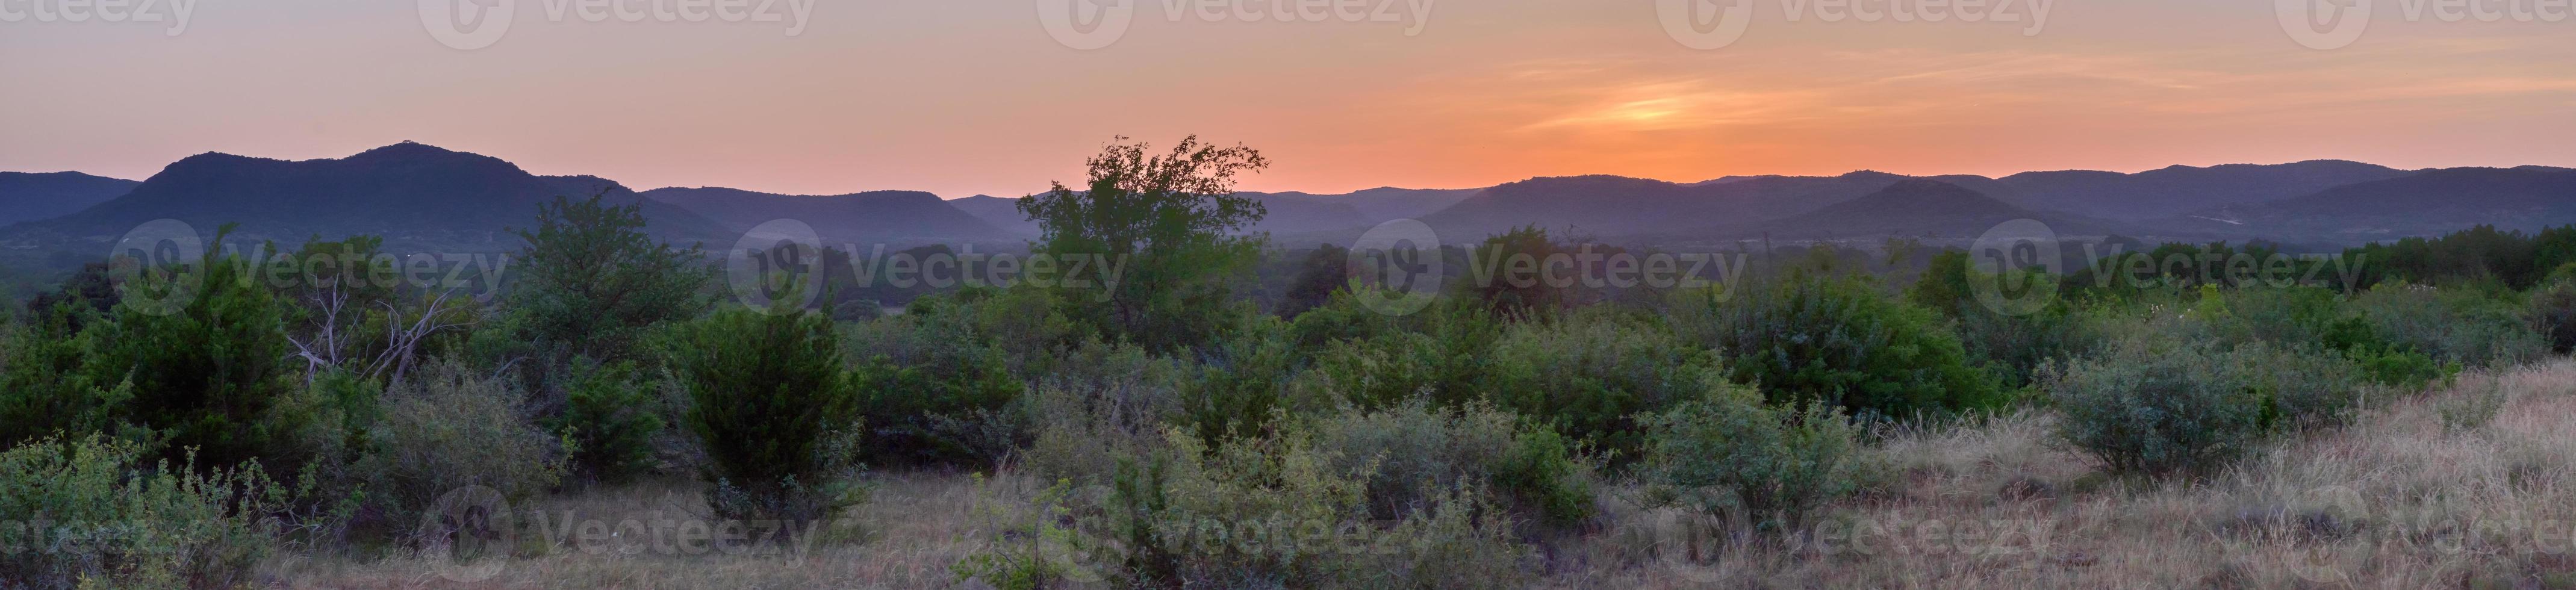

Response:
(1018, 135), (1269, 352)
(506, 193), (712, 362)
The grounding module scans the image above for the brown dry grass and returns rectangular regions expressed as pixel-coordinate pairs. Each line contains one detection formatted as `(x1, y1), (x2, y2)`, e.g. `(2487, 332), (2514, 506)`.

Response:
(272, 361), (2576, 589)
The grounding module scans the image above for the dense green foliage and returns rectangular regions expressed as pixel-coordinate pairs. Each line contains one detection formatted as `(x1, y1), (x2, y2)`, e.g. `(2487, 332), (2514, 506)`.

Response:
(1679, 270), (2006, 419)
(668, 305), (866, 521)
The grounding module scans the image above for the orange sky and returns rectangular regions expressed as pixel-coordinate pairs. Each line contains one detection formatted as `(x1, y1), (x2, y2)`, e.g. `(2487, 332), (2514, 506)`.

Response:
(2, 1), (2571, 197)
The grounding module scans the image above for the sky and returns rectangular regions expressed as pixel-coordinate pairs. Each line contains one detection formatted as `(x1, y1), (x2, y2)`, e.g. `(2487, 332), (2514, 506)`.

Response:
(2, 0), (2572, 198)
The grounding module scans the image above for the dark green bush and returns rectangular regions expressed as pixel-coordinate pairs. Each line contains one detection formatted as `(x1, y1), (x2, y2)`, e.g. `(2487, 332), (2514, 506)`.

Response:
(2350, 282), (2546, 368)
(1641, 382), (1862, 533)
(0, 305), (132, 448)
(1479, 308), (1717, 455)
(87, 237), (302, 468)
(1681, 272), (2006, 419)
(546, 358), (665, 482)
(844, 306), (1024, 467)
(2526, 278), (2576, 354)
(668, 306), (866, 522)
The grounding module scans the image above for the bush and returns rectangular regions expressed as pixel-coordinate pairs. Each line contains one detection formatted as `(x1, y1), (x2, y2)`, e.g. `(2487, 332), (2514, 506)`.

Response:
(1297, 400), (1596, 527)
(1017, 340), (1188, 483)
(844, 307), (1024, 467)
(1680, 272), (2006, 419)
(1293, 299), (1502, 409)
(0, 436), (286, 590)
(0, 305), (133, 448)
(668, 306), (866, 523)
(87, 235), (302, 468)
(1641, 383), (1862, 533)
(1177, 314), (1309, 444)
(351, 359), (568, 533)
(1479, 309), (1716, 455)
(2350, 282), (2546, 368)
(545, 358), (665, 483)
(1097, 427), (1534, 589)
(2045, 337), (2271, 477)
(2527, 279), (2576, 354)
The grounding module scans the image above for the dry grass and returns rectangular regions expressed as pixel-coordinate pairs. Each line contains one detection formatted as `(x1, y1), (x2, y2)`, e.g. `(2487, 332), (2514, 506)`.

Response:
(272, 361), (2576, 589)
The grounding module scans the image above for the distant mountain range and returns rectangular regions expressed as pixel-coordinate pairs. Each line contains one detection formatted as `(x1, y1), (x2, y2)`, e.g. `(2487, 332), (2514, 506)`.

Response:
(0, 172), (139, 226)
(2, 143), (2569, 264)
(0, 143), (724, 255)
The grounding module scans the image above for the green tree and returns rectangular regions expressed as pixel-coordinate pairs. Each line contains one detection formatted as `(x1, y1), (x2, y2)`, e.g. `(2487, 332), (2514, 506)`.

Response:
(1681, 271), (2005, 419)
(668, 304), (865, 521)
(506, 193), (712, 362)
(1018, 135), (1269, 352)
(86, 228), (300, 468)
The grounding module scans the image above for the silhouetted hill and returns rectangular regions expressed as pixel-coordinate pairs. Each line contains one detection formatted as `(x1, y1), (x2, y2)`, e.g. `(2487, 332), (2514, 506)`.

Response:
(1417, 172), (1923, 240)
(1741, 179), (2121, 240)
(0, 142), (727, 255)
(641, 187), (1012, 246)
(1999, 160), (2409, 220)
(1245, 187), (1480, 222)
(2169, 168), (2576, 241)
(0, 172), (138, 226)
(950, 195), (1036, 237)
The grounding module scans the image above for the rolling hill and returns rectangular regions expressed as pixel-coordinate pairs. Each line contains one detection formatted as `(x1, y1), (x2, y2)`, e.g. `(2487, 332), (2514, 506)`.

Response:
(0, 172), (138, 226)
(640, 187), (1014, 246)
(0, 142), (729, 255)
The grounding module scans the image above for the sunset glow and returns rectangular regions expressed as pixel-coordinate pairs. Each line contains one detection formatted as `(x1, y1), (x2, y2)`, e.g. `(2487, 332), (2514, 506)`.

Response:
(4, 1), (2571, 196)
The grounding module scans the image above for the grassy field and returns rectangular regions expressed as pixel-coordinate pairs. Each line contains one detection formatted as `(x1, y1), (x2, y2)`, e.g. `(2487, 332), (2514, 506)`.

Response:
(264, 360), (2576, 589)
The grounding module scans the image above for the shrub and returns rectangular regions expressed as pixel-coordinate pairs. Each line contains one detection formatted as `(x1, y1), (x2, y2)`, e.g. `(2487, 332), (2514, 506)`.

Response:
(1018, 340), (1188, 483)
(2045, 337), (2270, 477)
(1098, 427), (1534, 589)
(0, 305), (133, 447)
(2350, 282), (2546, 368)
(1479, 309), (1716, 455)
(668, 306), (866, 523)
(1293, 299), (1503, 409)
(1177, 314), (1308, 444)
(545, 358), (665, 483)
(1640, 383), (1862, 533)
(350, 359), (568, 533)
(1680, 272), (2006, 419)
(0, 436), (286, 590)
(87, 234), (302, 468)
(2527, 279), (2576, 354)
(844, 308), (1024, 467)
(1297, 400), (1596, 527)
(1908, 250), (2099, 387)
